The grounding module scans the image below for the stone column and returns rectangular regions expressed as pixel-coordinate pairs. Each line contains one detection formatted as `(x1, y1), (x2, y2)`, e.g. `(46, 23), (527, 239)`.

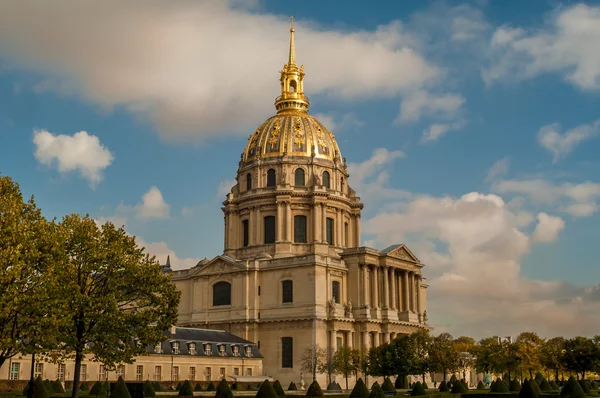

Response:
(355, 214), (361, 247)
(285, 202), (292, 242)
(373, 332), (380, 347)
(383, 333), (390, 344)
(313, 203), (321, 242)
(403, 271), (409, 312)
(276, 203), (283, 242)
(321, 204), (327, 243)
(416, 275), (421, 314)
(372, 267), (379, 309)
(409, 272), (415, 312)
(362, 331), (369, 351)
(329, 330), (336, 357)
(362, 265), (370, 308)
(249, 207), (256, 245)
(224, 213), (229, 249)
(389, 268), (396, 310)
(382, 266), (389, 309)
(349, 331), (354, 349)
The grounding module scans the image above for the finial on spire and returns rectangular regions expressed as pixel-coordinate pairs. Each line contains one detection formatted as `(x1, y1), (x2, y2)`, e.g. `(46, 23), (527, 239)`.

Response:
(288, 16), (296, 66)
(166, 255), (171, 266)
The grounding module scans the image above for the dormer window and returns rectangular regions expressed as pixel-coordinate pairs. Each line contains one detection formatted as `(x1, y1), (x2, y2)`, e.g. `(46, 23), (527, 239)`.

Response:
(204, 344), (211, 356)
(155, 343), (162, 354)
(219, 345), (226, 356)
(188, 343), (196, 356)
(171, 341), (180, 354)
(232, 345), (239, 357)
(245, 346), (253, 357)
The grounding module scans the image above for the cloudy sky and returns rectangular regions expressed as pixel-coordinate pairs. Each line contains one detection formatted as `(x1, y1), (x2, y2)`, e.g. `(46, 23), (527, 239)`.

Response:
(2, 0), (600, 339)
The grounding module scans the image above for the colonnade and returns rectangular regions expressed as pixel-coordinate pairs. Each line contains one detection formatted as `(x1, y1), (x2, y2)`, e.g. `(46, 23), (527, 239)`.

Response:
(359, 265), (422, 313)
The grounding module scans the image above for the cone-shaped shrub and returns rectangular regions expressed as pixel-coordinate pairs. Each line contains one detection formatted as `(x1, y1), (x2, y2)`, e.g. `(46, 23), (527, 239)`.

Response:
(395, 376), (408, 389)
(53, 379), (65, 394)
(273, 380), (286, 397)
(30, 376), (49, 398)
(215, 379), (233, 398)
(207, 382), (216, 392)
(560, 376), (586, 398)
(578, 380), (591, 394)
(410, 382), (427, 397)
(591, 381), (598, 390)
(382, 378), (395, 393)
(96, 383), (107, 398)
(349, 378), (369, 398)
(519, 380), (539, 398)
(90, 381), (103, 396)
(111, 377), (131, 398)
(510, 379), (522, 392)
(152, 382), (162, 392)
(535, 373), (544, 385)
(175, 382), (183, 391)
(370, 382), (385, 398)
(438, 381), (449, 392)
(104, 381), (111, 393)
(422, 382), (428, 390)
(144, 381), (156, 398)
(232, 382), (238, 391)
(530, 379), (542, 395)
(306, 380), (324, 397)
(540, 379), (552, 392)
(492, 379), (509, 393)
(476, 381), (486, 390)
(551, 381), (560, 391)
(450, 375), (457, 383)
(81, 382), (90, 392)
(490, 380), (496, 390)
(178, 380), (194, 397)
(256, 380), (278, 398)
(44, 380), (54, 394)
(194, 383), (202, 392)
(451, 380), (468, 394)
(288, 382), (297, 391)
(326, 381), (341, 392)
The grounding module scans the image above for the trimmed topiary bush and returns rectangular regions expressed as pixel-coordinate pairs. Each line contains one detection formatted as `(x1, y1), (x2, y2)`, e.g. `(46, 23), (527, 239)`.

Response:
(410, 382), (427, 397)
(29, 376), (50, 398)
(578, 380), (591, 394)
(152, 382), (162, 392)
(44, 379), (54, 394)
(350, 378), (370, 398)
(395, 376), (408, 389)
(492, 379), (509, 393)
(90, 381), (103, 396)
(112, 377), (131, 398)
(591, 381), (598, 390)
(520, 379), (539, 398)
(104, 381), (110, 393)
(326, 382), (341, 392)
(510, 379), (522, 392)
(540, 379), (552, 392)
(194, 383), (202, 392)
(560, 376), (586, 398)
(144, 381), (156, 398)
(53, 379), (65, 394)
(438, 381), (449, 392)
(215, 379), (233, 398)
(535, 374), (544, 385)
(206, 382), (216, 392)
(477, 380), (486, 390)
(369, 382), (385, 398)
(96, 383), (107, 398)
(256, 380), (278, 398)
(306, 380), (324, 397)
(382, 378), (395, 393)
(178, 380), (193, 397)
(551, 381), (560, 391)
(422, 382), (429, 390)
(451, 380), (468, 394)
(288, 382), (297, 391)
(273, 380), (286, 397)
(80, 382), (89, 392)
(530, 379), (542, 395)
(176, 382), (183, 391)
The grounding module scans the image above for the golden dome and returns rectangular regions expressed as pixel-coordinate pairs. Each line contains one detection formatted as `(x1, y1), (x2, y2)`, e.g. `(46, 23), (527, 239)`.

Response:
(241, 18), (341, 164)
(242, 112), (342, 163)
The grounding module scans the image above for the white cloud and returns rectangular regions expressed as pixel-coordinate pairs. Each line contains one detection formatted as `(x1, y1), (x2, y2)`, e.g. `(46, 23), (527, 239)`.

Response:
(0, 1), (440, 142)
(32, 129), (113, 186)
(313, 112), (365, 134)
(135, 236), (202, 271)
(485, 157), (510, 182)
(217, 179), (237, 199)
(532, 212), (565, 243)
(538, 120), (600, 163)
(484, 4), (600, 90)
(420, 122), (465, 143)
(396, 90), (465, 124)
(135, 186), (170, 220)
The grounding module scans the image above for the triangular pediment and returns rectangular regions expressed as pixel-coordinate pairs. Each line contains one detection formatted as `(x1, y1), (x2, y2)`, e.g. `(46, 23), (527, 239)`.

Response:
(192, 255), (245, 276)
(382, 244), (419, 263)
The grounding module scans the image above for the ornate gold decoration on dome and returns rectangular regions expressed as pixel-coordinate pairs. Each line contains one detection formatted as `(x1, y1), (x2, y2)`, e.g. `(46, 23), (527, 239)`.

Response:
(293, 116), (305, 148)
(268, 118), (281, 150)
(314, 123), (328, 151)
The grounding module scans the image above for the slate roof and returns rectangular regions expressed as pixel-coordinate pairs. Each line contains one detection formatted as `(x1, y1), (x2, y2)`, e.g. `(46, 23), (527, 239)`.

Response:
(380, 244), (402, 254)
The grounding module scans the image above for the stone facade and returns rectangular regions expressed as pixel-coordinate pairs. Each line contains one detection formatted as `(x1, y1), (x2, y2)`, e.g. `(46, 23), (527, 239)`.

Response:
(170, 23), (429, 388)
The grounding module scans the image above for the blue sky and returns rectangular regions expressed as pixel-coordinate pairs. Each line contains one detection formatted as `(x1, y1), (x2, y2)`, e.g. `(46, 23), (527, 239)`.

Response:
(1, 0), (600, 338)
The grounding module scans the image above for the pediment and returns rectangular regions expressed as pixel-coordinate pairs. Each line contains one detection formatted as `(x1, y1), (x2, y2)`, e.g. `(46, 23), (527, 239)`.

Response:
(383, 244), (419, 263)
(192, 256), (245, 276)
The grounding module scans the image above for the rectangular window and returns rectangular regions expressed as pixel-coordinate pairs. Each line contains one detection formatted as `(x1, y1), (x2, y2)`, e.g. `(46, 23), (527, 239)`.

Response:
(80, 364), (87, 382)
(264, 216), (276, 244)
(344, 222), (349, 246)
(219, 345), (226, 356)
(247, 368), (252, 376)
(189, 343), (196, 355)
(336, 337), (343, 352)
(57, 364), (66, 382)
(154, 366), (162, 382)
(155, 343), (162, 353)
(245, 346), (253, 357)
(242, 220), (249, 247)
(189, 367), (196, 382)
(99, 365), (106, 381)
(136, 365), (143, 381)
(117, 365), (125, 379)
(232, 345), (239, 357)
(219, 367), (225, 379)
(34, 363), (43, 379)
(326, 218), (334, 245)
(9, 363), (20, 380)
(205, 367), (211, 381)
(172, 341), (180, 354)
(293, 215), (307, 243)
(204, 344), (212, 355)
(281, 337), (293, 368)
(332, 281), (340, 304)
(234, 368), (239, 376)
(172, 366), (179, 381)
(282, 280), (293, 303)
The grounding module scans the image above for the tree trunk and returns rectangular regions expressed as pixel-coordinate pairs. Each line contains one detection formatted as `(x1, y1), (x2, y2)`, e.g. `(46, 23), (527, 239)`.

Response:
(581, 371), (585, 380)
(71, 348), (83, 398)
(555, 369), (559, 382)
(0, 357), (6, 369)
(443, 371), (447, 381)
(529, 370), (533, 379)
(345, 373), (349, 390)
(26, 353), (36, 398)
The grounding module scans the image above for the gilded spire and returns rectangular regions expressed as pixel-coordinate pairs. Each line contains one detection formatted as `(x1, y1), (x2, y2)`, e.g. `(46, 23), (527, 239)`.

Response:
(288, 16), (296, 66)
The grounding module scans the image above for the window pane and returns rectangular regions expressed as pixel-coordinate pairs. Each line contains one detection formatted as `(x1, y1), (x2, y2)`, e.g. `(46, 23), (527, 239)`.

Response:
(282, 280), (293, 303)
(246, 173), (252, 190)
(326, 218), (334, 245)
(264, 216), (276, 244)
(294, 168), (305, 186)
(267, 169), (276, 187)
(293, 215), (307, 243)
(213, 282), (232, 306)
(332, 281), (340, 304)
(281, 337), (293, 368)
(344, 222), (349, 247)
(242, 220), (249, 247)
(323, 171), (330, 189)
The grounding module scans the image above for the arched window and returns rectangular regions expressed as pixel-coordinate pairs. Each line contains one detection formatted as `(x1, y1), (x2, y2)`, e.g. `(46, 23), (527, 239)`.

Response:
(322, 171), (330, 189)
(289, 80), (297, 93)
(264, 216), (276, 244)
(326, 217), (334, 245)
(332, 281), (340, 304)
(282, 280), (293, 303)
(246, 173), (252, 191)
(294, 168), (305, 186)
(267, 169), (276, 187)
(213, 282), (231, 306)
(294, 215), (307, 243)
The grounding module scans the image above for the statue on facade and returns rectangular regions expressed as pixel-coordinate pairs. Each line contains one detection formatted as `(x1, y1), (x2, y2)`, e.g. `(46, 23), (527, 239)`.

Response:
(313, 172), (321, 186)
(281, 170), (287, 184)
(423, 310), (428, 324)
(328, 298), (336, 314)
(344, 299), (353, 316)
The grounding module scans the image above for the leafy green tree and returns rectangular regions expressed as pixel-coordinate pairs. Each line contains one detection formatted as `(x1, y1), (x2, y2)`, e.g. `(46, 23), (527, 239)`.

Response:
(541, 337), (565, 382)
(51, 214), (180, 398)
(300, 345), (327, 381)
(0, 176), (62, 368)
(429, 333), (459, 380)
(516, 333), (545, 379)
(389, 335), (415, 381)
(562, 336), (600, 380)
(473, 337), (500, 374)
(454, 336), (476, 381)
(332, 347), (359, 389)
(178, 380), (193, 397)
(411, 330), (431, 381)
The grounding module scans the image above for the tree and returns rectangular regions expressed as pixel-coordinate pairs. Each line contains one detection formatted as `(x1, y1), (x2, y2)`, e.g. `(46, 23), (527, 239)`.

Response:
(473, 337), (500, 374)
(178, 380), (193, 397)
(562, 337), (600, 380)
(454, 336), (475, 381)
(0, 176), (62, 369)
(429, 333), (459, 380)
(51, 214), (181, 398)
(411, 330), (431, 381)
(300, 345), (327, 381)
(389, 335), (416, 380)
(332, 347), (359, 389)
(516, 332), (545, 379)
(541, 337), (565, 382)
